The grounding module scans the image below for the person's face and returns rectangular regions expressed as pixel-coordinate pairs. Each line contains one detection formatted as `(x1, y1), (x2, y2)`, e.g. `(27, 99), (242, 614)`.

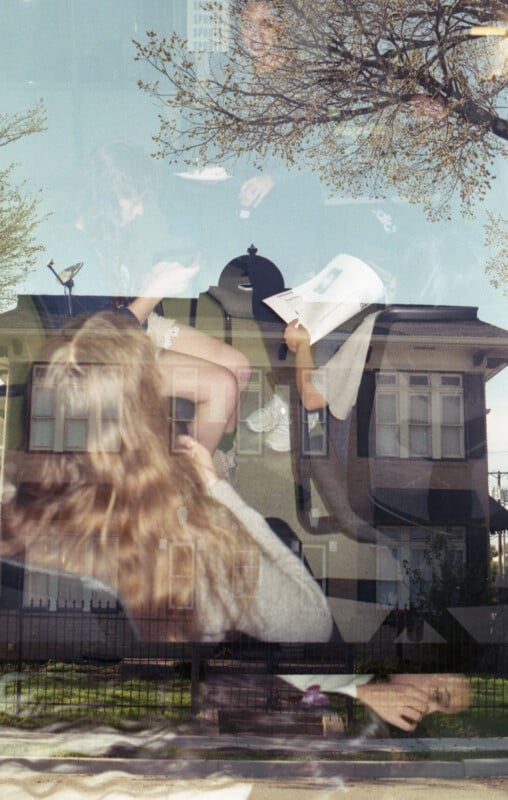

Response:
(241, 2), (285, 72)
(118, 196), (144, 226)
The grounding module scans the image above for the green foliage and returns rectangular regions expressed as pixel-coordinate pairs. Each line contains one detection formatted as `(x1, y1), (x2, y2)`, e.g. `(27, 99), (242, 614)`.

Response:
(0, 661), (192, 727)
(484, 211), (508, 293)
(0, 101), (47, 307)
(134, 1), (508, 219)
(403, 532), (495, 614)
(3, 662), (508, 740)
(411, 676), (508, 737)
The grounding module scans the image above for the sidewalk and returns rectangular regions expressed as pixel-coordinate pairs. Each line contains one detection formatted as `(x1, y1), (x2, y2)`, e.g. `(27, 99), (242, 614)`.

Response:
(2, 772), (508, 800)
(2, 728), (508, 780)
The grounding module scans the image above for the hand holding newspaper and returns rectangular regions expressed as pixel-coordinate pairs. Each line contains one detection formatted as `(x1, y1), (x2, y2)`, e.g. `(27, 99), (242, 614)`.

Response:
(263, 254), (385, 344)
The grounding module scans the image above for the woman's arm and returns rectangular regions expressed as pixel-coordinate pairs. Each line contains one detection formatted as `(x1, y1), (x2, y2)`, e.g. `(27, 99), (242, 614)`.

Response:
(356, 682), (430, 732)
(126, 296), (160, 325)
(284, 320), (327, 411)
(278, 674), (430, 732)
(127, 259), (201, 324)
(210, 479), (333, 643)
(176, 434), (331, 642)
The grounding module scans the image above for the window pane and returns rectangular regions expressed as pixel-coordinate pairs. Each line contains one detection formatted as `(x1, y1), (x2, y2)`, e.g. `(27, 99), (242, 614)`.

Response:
(64, 420), (87, 450)
(100, 419), (121, 451)
(409, 425), (430, 456)
(377, 394), (397, 423)
(409, 394), (429, 423)
(409, 375), (429, 386)
(170, 578), (194, 608)
(33, 387), (55, 416)
(171, 544), (194, 576)
(377, 425), (398, 456)
(58, 575), (85, 607)
(234, 549), (259, 597)
(377, 545), (399, 580)
(442, 395), (461, 424)
(65, 387), (89, 418)
(377, 581), (400, 608)
(101, 396), (120, 419)
(377, 373), (396, 385)
(410, 548), (429, 574)
(442, 426), (463, 457)
(30, 419), (55, 450)
(441, 375), (461, 387)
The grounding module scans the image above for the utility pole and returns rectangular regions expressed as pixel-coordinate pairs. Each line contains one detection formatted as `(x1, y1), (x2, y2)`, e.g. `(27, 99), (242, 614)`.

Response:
(489, 471), (508, 581)
(489, 471), (508, 506)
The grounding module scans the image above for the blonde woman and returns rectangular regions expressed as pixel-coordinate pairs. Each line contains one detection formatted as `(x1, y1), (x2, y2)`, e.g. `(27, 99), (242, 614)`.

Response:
(3, 312), (330, 644)
(3, 313), (470, 729)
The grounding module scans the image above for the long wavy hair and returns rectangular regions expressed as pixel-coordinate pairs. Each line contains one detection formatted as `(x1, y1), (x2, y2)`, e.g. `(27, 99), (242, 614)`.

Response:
(3, 313), (256, 640)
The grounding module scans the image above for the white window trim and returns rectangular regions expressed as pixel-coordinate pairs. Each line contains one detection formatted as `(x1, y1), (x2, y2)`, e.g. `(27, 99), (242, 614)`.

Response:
(375, 371), (465, 460)
(29, 364), (121, 453)
(23, 534), (119, 611)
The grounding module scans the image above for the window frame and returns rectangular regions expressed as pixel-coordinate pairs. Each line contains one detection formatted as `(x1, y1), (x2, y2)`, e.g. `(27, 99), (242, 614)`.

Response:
(376, 526), (466, 610)
(29, 363), (121, 453)
(375, 370), (465, 460)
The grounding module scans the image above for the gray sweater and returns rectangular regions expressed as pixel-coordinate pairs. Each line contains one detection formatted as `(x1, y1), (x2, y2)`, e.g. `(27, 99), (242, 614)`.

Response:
(208, 482), (371, 698)
(202, 480), (333, 643)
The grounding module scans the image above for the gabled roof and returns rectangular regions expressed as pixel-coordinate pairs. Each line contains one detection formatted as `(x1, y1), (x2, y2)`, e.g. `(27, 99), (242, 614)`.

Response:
(373, 305), (508, 343)
(367, 305), (508, 380)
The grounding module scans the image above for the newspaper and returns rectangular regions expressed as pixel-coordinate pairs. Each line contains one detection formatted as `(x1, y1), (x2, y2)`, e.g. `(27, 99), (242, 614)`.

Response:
(263, 253), (385, 344)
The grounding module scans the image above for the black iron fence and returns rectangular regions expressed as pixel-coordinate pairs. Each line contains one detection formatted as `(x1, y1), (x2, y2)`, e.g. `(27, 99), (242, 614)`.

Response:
(1, 603), (508, 733)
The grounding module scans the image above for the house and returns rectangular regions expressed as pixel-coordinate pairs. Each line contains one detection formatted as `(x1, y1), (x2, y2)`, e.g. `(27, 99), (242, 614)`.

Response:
(0, 296), (507, 624)
(294, 304), (508, 611)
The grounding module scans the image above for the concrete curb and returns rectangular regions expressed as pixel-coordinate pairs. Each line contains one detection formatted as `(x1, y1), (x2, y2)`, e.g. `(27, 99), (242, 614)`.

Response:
(3, 729), (508, 754)
(1, 756), (508, 780)
(2, 732), (508, 779)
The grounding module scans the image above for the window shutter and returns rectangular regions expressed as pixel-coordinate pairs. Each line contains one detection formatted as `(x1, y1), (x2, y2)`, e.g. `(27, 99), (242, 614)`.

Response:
(463, 373), (486, 460)
(356, 371), (375, 457)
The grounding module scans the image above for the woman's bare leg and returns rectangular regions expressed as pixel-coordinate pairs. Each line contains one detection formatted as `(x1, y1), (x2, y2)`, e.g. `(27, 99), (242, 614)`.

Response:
(168, 322), (251, 434)
(156, 348), (241, 454)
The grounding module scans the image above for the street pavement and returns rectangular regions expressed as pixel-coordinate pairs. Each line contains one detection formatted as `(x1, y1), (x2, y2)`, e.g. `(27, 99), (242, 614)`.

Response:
(3, 728), (508, 797)
(2, 771), (508, 799)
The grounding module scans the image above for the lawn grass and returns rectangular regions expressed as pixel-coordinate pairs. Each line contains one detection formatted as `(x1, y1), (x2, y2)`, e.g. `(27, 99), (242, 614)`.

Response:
(1, 663), (508, 738)
(0, 660), (193, 728)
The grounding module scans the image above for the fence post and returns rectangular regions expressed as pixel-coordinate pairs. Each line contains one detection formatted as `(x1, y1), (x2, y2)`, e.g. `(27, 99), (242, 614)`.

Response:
(190, 642), (201, 717)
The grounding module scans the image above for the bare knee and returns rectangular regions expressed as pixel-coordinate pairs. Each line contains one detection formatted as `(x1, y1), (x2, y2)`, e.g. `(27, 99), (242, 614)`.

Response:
(219, 365), (240, 414)
(230, 349), (251, 393)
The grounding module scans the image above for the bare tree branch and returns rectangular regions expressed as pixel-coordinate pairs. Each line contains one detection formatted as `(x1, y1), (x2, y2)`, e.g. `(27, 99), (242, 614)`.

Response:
(134, 0), (508, 219)
(0, 102), (47, 304)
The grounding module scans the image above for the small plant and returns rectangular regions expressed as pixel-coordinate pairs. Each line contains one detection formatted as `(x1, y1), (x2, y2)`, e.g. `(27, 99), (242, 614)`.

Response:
(403, 532), (495, 615)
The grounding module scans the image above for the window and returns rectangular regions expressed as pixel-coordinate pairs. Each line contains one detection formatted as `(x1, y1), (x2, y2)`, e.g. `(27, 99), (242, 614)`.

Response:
(29, 364), (121, 453)
(187, 0), (230, 52)
(168, 543), (195, 609)
(376, 527), (466, 610)
(375, 371), (464, 459)
(23, 534), (119, 611)
(233, 548), (259, 598)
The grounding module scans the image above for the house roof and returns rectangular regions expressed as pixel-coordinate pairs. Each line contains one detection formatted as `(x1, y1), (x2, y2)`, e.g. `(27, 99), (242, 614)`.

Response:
(368, 304), (508, 380)
(372, 305), (508, 343)
(0, 297), (506, 339)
